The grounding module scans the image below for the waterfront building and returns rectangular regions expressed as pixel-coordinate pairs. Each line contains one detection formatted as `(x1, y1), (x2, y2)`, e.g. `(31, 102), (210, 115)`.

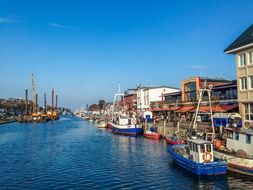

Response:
(136, 86), (180, 112)
(123, 90), (137, 112)
(151, 77), (238, 122)
(181, 77), (231, 103)
(224, 24), (253, 128)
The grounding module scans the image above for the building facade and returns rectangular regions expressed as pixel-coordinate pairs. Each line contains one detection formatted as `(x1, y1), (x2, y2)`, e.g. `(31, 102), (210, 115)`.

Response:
(225, 24), (253, 127)
(137, 86), (180, 111)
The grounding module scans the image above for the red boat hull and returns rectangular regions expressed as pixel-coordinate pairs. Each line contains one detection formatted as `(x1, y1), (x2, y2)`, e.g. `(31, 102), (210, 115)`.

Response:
(165, 137), (185, 145)
(144, 133), (161, 139)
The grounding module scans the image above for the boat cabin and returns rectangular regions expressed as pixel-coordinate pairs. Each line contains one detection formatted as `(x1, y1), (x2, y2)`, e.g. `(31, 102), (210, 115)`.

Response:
(188, 139), (214, 163)
(226, 127), (253, 156)
(113, 115), (137, 125)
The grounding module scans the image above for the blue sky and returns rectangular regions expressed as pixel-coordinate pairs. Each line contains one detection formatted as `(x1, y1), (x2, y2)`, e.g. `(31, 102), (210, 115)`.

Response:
(1, 0), (253, 109)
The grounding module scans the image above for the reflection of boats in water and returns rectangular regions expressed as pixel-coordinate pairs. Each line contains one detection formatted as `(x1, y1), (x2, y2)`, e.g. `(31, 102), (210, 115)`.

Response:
(168, 139), (227, 175)
(109, 83), (142, 136)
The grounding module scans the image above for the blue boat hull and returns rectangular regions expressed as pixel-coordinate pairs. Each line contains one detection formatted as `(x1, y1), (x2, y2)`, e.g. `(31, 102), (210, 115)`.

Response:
(110, 123), (143, 136)
(168, 145), (227, 175)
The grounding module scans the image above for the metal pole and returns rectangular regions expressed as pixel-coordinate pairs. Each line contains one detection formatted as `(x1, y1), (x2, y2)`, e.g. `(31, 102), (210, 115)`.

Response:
(55, 94), (58, 111)
(25, 88), (28, 115)
(44, 93), (47, 114)
(35, 92), (38, 112)
(52, 88), (54, 118)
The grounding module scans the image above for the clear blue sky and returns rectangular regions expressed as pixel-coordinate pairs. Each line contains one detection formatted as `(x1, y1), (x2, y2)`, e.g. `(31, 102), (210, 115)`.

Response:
(1, 0), (253, 110)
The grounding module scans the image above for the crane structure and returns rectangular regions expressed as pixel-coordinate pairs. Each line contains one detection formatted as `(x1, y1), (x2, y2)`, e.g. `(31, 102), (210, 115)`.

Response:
(31, 73), (36, 113)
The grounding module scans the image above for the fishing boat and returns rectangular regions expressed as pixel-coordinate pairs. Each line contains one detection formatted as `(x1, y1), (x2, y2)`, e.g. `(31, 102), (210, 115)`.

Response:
(109, 83), (143, 136)
(168, 83), (227, 175)
(213, 126), (253, 176)
(165, 134), (185, 145)
(168, 139), (227, 175)
(165, 122), (185, 144)
(144, 126), (160, 139)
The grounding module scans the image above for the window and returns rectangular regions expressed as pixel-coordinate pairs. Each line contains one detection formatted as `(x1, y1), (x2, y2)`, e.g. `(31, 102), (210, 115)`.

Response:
(235, 132), (239, 141)
(239, 53), (246, 66)
(185, 82), (197, 102)
(245, 103), (253, 121)
(249, 52), (253, 65)
(189, 142), (193, 150)
(206, 144), (211, 152)
(200, 144), (205, 153)
(240, 77), (247, 90)
(249, 76), (253, 89)
(246, 135), (251, 144)
(192, 143), (195, 151)
(195, 144), (198, 153)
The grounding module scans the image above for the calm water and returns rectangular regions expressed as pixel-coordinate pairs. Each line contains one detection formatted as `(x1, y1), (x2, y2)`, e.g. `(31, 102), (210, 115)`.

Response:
(0, 116), (253, 190)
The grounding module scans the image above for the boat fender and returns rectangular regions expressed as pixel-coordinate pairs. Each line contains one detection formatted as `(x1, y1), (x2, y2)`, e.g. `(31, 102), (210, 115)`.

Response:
(203, 152), (212, 162)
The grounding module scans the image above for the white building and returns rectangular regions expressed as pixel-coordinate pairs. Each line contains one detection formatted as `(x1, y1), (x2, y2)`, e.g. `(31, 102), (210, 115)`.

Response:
(136, 86), (180, 111)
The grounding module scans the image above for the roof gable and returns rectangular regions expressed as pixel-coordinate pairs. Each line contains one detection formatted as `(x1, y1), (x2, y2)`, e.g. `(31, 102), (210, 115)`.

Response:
(224, 24), (253, 53)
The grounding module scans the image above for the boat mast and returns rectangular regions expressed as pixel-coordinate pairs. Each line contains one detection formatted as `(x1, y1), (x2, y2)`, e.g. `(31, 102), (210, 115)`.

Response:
(190, 81), (215, 141)
(112, 82), (125, 118)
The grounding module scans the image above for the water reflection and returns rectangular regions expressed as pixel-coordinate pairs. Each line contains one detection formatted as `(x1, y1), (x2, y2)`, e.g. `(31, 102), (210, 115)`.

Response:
(0, 117), (253, 189)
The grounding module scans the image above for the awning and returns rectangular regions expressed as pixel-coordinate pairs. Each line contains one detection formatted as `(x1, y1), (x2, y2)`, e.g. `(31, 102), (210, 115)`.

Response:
(190, 104), (238, 113)
(151, 107), (163, 112)
(212, 104), (238, 112)
(151, 107), (181, 112)
(190, 106), (211, 113)
(175, 106), (195, 113)
(167, 107), (181, 111)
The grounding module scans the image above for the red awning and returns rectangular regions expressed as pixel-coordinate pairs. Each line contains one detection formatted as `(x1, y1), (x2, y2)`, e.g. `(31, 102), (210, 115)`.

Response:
(151, 107), (181, 112)
(175, 106), (195, 113)
(212, 104), (238, 112)
(152, 107), (163, 111)
(167, 107), (181, 111)
(190, 104), (238, 113)
(190, 106), (211, 113)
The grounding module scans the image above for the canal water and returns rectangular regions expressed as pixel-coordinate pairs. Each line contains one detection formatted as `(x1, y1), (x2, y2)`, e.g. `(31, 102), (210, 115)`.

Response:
(0, 116), (253, 190)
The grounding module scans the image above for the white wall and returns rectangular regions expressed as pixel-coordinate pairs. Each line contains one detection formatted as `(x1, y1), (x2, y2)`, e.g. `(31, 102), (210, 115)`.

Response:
(137, 87), (179, 111)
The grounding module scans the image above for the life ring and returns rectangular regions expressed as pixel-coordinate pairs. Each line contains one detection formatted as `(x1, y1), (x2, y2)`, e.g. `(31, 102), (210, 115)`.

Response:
(202, 152), (212, 162)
